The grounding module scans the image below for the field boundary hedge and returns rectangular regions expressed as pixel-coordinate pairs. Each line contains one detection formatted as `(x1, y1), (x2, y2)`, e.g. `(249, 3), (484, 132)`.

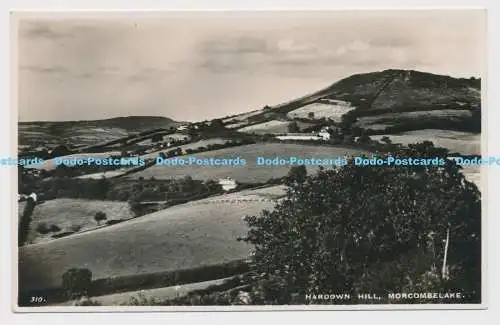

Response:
(18, 259), (250, 306)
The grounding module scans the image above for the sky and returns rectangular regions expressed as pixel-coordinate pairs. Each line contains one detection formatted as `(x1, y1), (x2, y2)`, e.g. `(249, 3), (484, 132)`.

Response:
(16, 10), (486, 122)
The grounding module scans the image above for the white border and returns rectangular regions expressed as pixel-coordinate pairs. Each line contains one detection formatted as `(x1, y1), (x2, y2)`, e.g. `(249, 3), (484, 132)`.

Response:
(2, 0), (498, 323)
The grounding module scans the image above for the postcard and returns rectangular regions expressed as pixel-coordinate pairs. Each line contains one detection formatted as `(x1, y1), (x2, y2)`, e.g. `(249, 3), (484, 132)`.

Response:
(11, 9), (486, 311)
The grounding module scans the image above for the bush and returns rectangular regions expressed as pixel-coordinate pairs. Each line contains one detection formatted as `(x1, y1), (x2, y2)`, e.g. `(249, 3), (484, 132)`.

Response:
(62, 268), (93, 299)
(72, 297), (101, 306)
(70, 224), (82, 232)
(285, 165), (307, 185)
(94, 211), (107, 225)
(241, 142), (481, 303)
(49, 224), (61, 232)
(35, 222), (50, 234)
(36, 222), (61, 235)
(380, 136), (392, 144)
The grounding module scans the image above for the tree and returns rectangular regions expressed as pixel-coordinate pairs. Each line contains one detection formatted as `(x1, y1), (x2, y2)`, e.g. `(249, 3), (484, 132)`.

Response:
(62, 268), (92, 299)
(94, 177), (111, 200)
(307, 112), (315, 119)
(151, 134), (164, 142)
(241, 143), (481, 303)
(18, 196), (36, 246)
(210, 119), (224, 129)
(35, 222), (50, 234)
(287, 121), (300, 133)
(50, 144), (71, 158)
(204, 179), (223, 193)
(285, 165), (307, 185)
(380, 136), (392, 144)
(342, 135), (355, 145)
(357, 134), (372, 144)
(94, 211), (107, 225)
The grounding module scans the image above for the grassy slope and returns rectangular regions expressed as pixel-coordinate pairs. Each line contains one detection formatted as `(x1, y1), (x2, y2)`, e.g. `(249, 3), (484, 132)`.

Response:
(370, 130), (480, 155)
(19, 199), (135, 244)
(19, 186), (285, 292)
(19, 116), (179, 148)
(127, 143), (368, 182)
(355, 110), (473, 129)
(25, 151), (122, 171)
(286, 101), (354, 122)
(53, 277), (232, 306)
(219, 69), (480, 135)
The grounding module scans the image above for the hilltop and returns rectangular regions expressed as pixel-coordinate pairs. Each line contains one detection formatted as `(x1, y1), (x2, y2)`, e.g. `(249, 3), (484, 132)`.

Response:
(322, 69), (480, 111)
(223, 69), (481, 134)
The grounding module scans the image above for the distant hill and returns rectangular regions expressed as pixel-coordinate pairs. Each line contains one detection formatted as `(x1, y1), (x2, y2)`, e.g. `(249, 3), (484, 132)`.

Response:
(229, 69), (481, 134)
(323, 69), (480, 112)
(18, 116), (181, 148)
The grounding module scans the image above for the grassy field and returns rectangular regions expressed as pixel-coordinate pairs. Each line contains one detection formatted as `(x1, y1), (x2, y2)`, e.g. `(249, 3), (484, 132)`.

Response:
(52, 277), (232, 306)
(355, 109), (473, 129)
(222, 110), (263, 123)
(127, 143), (367, 182)
(140, 138), (230, 159)
(19, 186), (284, 292)
(237, 120), (291, 134)
(25, 151), (122, 171)
(19, 199), (135, 244)
(286, 101), (354, 122)
(18, 117), (178, 148)
(370, 129), (480, 155)
(225, 121), (249, 129)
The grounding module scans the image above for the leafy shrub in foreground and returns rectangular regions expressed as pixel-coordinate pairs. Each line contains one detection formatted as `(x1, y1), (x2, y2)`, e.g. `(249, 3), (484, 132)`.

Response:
(241, 141), (481, 303)
(62, 268), (92, 300)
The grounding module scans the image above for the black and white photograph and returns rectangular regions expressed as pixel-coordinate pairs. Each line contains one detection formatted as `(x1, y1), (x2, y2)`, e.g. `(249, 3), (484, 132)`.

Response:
(12, 10), (485, 310)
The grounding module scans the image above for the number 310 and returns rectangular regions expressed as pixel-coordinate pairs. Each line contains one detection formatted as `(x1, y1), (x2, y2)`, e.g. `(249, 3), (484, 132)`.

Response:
(30, 296), (45, 303)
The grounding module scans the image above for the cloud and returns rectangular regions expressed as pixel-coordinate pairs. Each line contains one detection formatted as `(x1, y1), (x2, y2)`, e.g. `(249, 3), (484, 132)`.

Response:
(369, 37), (413, 48)
(199, 37), (271, 55)
(16, 12), (485, 122)
(346, 40), (370, 52)
(21, 23), (71, 40)
(127, 67), (177, 83)
(20, 65), (67, 75)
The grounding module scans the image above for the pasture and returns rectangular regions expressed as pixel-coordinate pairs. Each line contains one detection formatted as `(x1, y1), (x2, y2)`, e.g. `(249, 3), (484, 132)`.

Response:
(286, 100), (354, 122)
(25, 151), (122, 171)
(19, 199), (135, 244)
(18, 186), (284, 291)
(355, 109), (473, 129)
(370, 129), (480, 155)
(237, 120), (291, 134)
(127, 143), (367, 182)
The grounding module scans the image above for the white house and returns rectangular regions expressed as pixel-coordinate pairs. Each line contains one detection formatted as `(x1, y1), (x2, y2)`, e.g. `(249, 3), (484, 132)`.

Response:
(176, 125), (189, 131)
(275, 128), (331, 141)
(219, 177), (237, 191)
(318, 127), (331, 140)
(28, 192), (37, 203)
(276, 134), (323, 141)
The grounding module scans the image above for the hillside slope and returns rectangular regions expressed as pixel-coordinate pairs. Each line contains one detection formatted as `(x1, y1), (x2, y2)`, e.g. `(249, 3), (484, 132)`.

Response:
(323, 69), (480, 111)
(19, 116), (180, 148)
(18, 186), (285, 292)
(228, 69), (480, 134)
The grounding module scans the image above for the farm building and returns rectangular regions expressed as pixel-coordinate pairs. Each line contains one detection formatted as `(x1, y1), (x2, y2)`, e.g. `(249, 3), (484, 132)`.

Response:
(218, 177), (238, 191)
(275, 128), (331, 141)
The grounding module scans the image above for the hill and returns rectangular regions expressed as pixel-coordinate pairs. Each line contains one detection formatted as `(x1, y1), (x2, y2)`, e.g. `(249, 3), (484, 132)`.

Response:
(18, 116), (181, 148)
(322, 69), (480, 111)
(226, 69), (480, 135)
